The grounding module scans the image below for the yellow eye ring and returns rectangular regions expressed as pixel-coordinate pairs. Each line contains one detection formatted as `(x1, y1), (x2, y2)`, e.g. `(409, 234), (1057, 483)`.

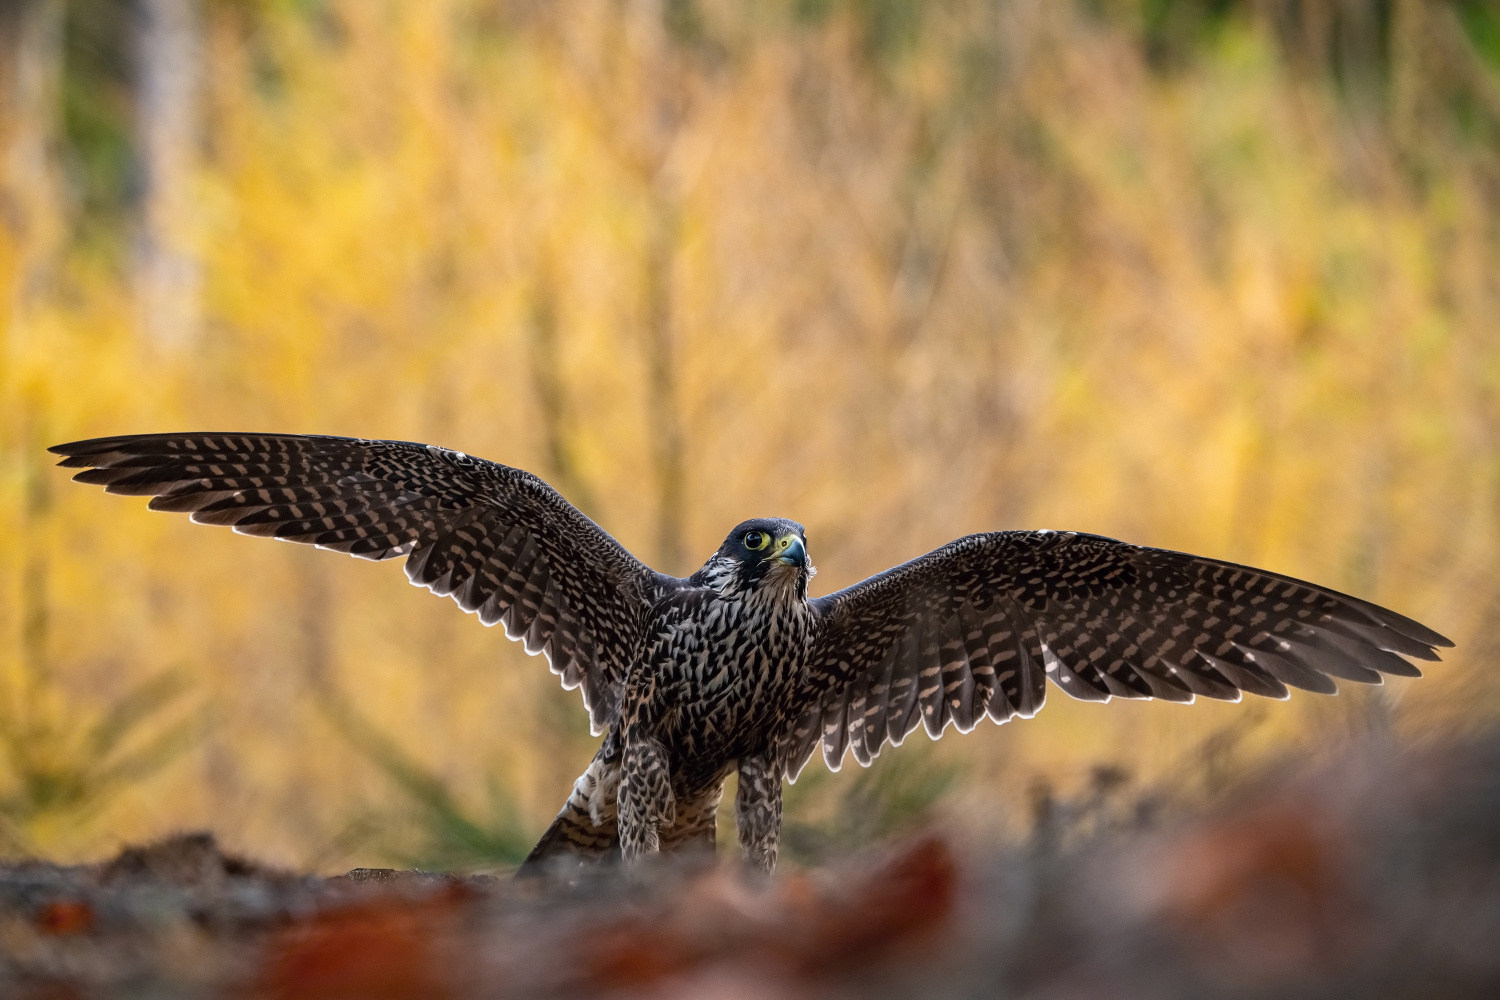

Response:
(744, 531), (769, 550)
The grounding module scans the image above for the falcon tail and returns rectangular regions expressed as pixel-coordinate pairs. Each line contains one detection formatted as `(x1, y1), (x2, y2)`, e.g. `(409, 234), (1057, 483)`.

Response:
(519, 780), (620, 876)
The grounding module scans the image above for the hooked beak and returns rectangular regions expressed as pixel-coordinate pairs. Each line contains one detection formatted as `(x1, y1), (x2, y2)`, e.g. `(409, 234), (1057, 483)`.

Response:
(772, 534), (808, 569)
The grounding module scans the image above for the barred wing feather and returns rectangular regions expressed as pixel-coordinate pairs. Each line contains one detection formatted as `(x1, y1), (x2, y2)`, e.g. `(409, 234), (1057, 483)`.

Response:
(50, 433), (664, 732)
(782, 531), (1451, 779)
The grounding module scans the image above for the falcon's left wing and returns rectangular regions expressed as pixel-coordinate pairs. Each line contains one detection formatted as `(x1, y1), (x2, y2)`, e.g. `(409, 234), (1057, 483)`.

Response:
(776, 531), (1450, 780)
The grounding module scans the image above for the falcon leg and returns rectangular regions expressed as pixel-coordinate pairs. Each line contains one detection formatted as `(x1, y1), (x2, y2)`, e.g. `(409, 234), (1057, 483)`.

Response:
(618, 737), (676, 860)
(735, 755), (782, 873)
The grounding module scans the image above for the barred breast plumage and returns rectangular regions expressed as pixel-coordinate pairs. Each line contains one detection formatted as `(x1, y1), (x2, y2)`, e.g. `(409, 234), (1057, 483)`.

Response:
(50, 433), (1453, 874)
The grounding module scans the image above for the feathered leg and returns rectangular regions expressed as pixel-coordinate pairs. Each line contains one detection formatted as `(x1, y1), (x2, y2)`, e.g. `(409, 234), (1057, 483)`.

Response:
(735, 754), (782, 873)
(618, 737), (675, 859)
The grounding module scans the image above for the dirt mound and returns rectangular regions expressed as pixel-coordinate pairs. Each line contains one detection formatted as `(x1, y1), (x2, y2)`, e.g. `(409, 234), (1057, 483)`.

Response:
(2, 732), (1498, 998)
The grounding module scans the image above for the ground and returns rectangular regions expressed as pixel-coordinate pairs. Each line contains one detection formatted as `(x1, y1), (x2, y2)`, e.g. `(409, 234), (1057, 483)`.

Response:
(1, 728), (1498, 999)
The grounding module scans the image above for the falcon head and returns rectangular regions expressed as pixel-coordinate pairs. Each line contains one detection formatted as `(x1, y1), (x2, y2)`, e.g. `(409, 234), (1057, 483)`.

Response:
(694, 517), (815, 598)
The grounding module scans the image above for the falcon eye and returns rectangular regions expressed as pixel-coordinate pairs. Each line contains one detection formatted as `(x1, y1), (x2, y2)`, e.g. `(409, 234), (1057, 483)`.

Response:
(743, 531), (769, 551)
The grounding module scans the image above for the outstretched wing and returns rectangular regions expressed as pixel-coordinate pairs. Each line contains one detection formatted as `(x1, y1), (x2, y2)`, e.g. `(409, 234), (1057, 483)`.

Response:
(778, 530), (1451, 779)
(50, 433), (666, 732)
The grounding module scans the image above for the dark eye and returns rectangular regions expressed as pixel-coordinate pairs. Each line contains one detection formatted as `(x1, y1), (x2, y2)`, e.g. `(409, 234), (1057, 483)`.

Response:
(743, 531), (768, 551)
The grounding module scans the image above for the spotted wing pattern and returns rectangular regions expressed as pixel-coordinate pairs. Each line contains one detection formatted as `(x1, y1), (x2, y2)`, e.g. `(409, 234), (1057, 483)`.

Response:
(780, 531), (1451, 778)
(50, 433), (665, 731)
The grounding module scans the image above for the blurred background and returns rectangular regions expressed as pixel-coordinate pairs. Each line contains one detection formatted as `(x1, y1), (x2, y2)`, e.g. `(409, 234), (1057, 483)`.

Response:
(0, 0), (1495, 872)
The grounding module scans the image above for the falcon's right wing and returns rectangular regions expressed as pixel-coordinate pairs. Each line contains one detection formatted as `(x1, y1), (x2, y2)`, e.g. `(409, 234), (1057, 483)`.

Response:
(778, 530), (1450, 779)
(51, 432), (667, 732)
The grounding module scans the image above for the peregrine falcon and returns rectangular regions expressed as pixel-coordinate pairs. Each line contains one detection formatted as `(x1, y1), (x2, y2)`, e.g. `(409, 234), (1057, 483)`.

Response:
(50, 433), (1452, 872)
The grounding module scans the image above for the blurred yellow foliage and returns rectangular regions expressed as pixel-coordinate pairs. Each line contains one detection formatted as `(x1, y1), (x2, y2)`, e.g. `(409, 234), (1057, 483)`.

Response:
(1, 1), (1495, 869)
